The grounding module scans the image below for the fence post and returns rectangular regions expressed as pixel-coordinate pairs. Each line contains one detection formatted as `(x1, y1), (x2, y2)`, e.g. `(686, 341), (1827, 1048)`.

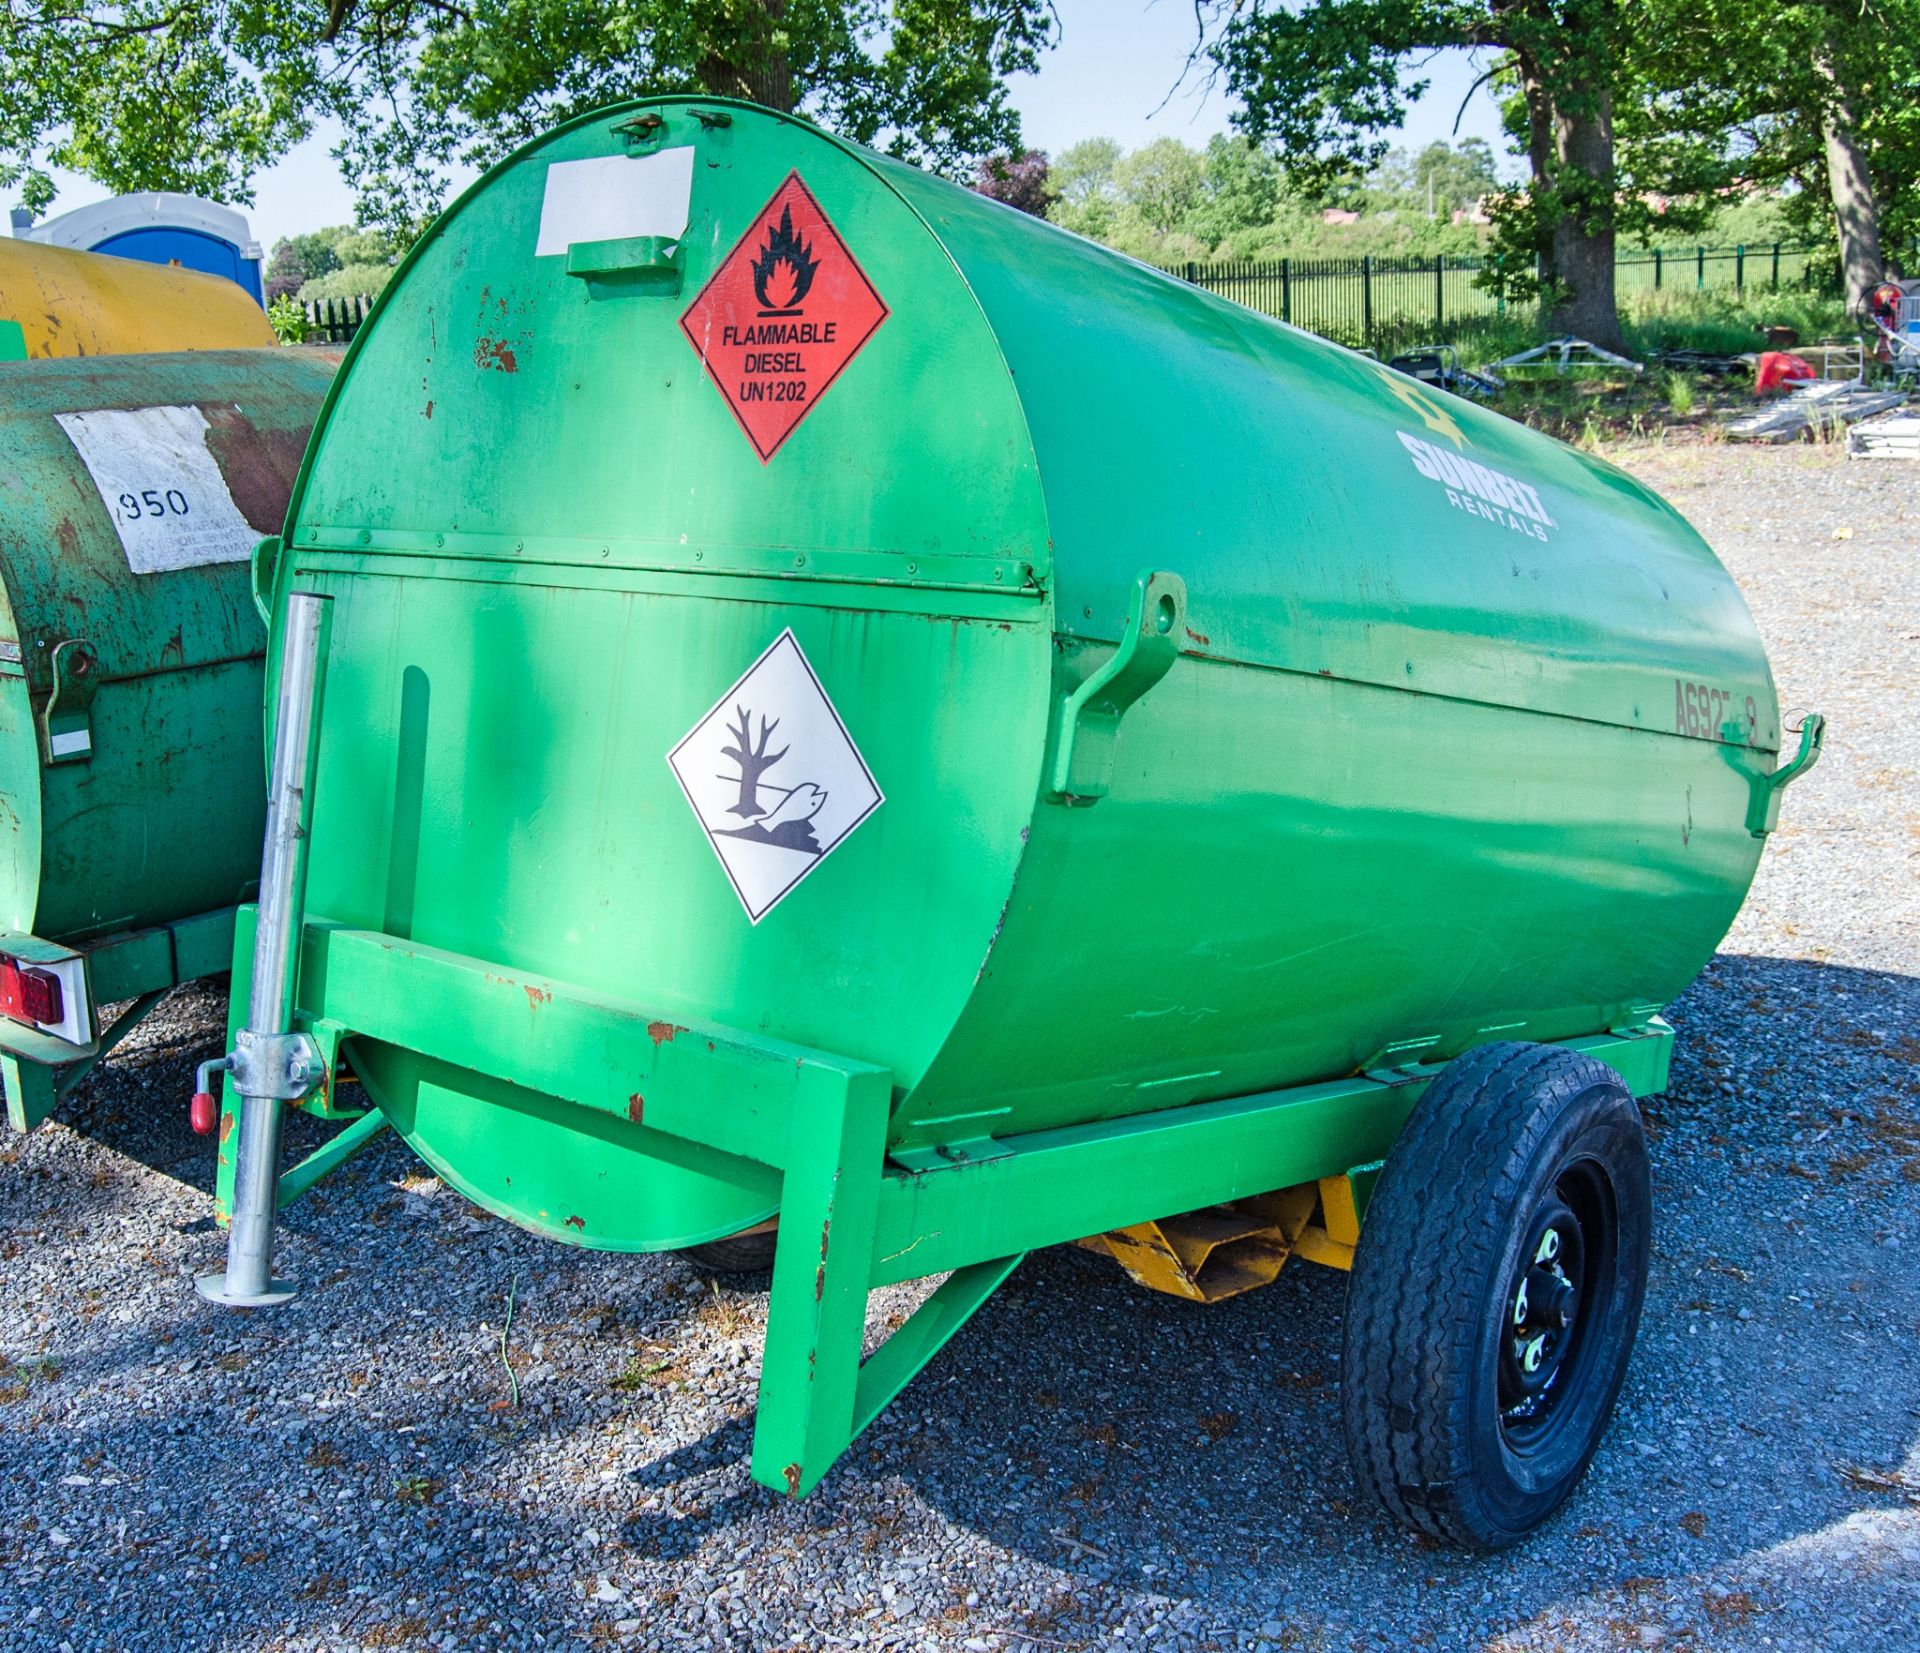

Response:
(1435, 254), (1444, 332)
(1281, 258), (1291, 325)
(1184, 261), (1199, 285)
(1772, 242), (1780, 287)
(1362, 255), (1373, 346)
(1735, 245), (1745, 292)
(1696, 246), (1705, 289)
(1654, 248), (1662, 290)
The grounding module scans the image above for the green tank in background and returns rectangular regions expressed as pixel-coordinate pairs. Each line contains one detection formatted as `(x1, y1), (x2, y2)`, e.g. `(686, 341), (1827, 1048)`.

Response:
(0, 348), (335, 1129)
(199, 100), (1821, 1547)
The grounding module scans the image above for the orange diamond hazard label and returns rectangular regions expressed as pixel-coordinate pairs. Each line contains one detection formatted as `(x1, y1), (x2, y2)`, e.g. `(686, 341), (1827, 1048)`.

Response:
(680, 172), (888, 462)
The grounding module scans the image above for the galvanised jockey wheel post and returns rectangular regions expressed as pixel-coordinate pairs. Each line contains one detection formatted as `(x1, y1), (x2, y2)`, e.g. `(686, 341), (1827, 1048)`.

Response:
(196, 591), (333, 1309)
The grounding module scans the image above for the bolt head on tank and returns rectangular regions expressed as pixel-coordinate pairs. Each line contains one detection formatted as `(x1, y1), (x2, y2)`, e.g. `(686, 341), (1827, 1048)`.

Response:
(194, 1272), (298, 1309)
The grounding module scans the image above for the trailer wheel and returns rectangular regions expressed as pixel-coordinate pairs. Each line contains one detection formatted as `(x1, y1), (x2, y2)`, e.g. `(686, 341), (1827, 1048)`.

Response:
(676, 1227), (778, 1278)
(1340, 1041), (1651, 1550)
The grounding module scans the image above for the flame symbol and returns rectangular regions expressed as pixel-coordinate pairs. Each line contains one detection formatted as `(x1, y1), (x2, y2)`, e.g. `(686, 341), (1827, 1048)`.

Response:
(751, 206), (819, 315)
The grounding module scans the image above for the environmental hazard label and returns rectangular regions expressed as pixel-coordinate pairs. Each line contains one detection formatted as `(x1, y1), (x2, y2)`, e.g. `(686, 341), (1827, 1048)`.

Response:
(679, 172), (888, 461)
(667, 629), (883, 923)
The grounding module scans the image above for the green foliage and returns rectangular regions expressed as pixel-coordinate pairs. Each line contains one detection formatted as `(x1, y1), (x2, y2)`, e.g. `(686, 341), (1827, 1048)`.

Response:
(1049, 138), (1126, 240)
(266, 293), (308, 345)
(264, 224), (400, 304)
(1, 2), (1057, 233)
(1047, 133), (1500, 263)
(1648, 0), (1920, 263)
(0, 3), (309, 213)
(1363, 137), (1501, 220)
(297, 263), (394, 304)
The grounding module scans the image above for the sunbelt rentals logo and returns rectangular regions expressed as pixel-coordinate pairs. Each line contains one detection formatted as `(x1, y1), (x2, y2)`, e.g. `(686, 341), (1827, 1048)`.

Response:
(1397, 431), (1558, 542)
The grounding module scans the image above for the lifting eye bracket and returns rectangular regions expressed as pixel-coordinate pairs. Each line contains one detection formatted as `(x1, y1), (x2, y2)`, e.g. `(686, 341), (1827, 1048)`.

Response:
(1746, 711), (1824, 837)
(41, 638), (100, 766)
(1045, 569), (1187, 804)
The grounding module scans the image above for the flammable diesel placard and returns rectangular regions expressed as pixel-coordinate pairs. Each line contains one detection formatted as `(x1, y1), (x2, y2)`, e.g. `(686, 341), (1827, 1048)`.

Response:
(679, 173), (889, 462)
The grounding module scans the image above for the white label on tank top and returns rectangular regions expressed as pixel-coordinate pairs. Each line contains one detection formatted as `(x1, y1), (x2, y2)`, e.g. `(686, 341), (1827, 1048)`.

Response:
(535, 148), (695, 257)
(55, 404), (259, 575)
(668, 629), (883, 924)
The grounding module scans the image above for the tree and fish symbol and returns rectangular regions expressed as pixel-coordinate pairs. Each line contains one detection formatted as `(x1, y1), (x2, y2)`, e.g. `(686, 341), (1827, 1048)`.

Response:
(715, 705), (827, 854)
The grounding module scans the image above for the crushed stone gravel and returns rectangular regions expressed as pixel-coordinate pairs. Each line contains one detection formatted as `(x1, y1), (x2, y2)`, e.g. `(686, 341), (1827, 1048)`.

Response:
(0, 441), (1914, 1652)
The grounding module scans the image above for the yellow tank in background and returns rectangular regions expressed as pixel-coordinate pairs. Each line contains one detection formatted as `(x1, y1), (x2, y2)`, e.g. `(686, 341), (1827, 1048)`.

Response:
(0, 237), (275, 359)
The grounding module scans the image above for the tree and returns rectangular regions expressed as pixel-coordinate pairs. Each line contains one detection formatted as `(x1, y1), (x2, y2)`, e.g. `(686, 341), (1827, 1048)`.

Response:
(1049, 138), (1125, 238)
(1648, 0), (1920, 308)
(1376, 138), (1501, 218)
(0, 2), (308, 214)
(2, 2), (1059, 235)
(975, 150), (1056, 215)
(1196, 1), (1735, 349)
(264, 241), (309, 304)
(1190, 134), (1287, 243)
(1113, 137), (1208, 239)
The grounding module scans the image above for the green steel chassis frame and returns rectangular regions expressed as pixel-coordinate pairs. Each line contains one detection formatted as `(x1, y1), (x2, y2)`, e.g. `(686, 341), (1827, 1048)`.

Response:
(2, 905), (238, 1132)
(218, 907), (1673, 1498)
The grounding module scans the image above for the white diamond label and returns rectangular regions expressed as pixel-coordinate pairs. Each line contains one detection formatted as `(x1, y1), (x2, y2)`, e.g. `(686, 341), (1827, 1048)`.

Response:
(667, 629), (883, 923)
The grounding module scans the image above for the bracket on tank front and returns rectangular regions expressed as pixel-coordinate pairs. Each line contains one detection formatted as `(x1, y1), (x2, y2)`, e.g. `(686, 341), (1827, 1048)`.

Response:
(1745, 712), (1825, 836)
(236, 914), (1675, 1500)
(1045, 569), (1187, 803)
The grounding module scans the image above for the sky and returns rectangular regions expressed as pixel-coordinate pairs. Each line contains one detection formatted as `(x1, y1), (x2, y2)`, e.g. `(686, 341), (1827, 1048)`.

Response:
(26, 1), (1513, 252)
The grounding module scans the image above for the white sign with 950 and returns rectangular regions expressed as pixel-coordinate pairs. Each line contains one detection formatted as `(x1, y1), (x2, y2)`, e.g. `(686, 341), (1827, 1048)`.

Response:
(55, 404), (260, 575)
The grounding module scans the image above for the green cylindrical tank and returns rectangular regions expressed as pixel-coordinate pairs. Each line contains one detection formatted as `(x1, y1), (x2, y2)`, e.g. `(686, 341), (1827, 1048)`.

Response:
(268, 99), (1782, 1250)
(0, 348), (334, 1127)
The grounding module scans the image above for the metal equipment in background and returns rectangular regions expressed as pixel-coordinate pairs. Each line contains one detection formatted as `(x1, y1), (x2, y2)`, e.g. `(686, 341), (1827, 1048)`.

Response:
(0, 349), (335, 1130)
(204, 98), (1821, 1550)
(1491, 334), (1645, 380)
(1863, 279), (1920, 382)
(0, 238), (275, 361)
(1385, 343), (1502, 399)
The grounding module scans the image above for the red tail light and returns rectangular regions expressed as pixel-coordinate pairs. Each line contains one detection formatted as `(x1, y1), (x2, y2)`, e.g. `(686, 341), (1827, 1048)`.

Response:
(0, 956), (65, 1026)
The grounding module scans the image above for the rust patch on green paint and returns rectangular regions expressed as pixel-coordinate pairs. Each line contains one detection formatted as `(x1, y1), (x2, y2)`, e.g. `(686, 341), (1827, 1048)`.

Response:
(647, 1021), (681, 1046)
(201, 403), (308, 533)
(627, 1093), (644, 1123)
(564, 1214), (585, 1230)
(524, 984), (551, 1010)
(474, 337), (518, 373)
(783, 1462), (801, 1497)
(218, 1111), (236, 1144)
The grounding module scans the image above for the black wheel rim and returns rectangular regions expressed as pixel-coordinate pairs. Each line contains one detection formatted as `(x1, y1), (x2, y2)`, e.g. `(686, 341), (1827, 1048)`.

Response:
(1497, 1156), (1616, 1455)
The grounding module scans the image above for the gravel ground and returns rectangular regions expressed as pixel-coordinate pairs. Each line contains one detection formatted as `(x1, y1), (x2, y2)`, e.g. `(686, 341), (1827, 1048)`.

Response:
(1, 442), (1915, 1652)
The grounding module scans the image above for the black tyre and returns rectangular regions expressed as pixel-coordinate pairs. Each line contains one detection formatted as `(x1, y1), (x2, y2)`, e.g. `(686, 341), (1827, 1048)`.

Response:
(1340, 1041), (1651, 1550)
(676, 1226), (779, 1278)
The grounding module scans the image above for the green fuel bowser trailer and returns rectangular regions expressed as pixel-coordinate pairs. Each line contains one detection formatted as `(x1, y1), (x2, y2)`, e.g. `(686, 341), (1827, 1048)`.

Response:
(0, 349), (334, 1130)
(200, 99), (1822, 1548)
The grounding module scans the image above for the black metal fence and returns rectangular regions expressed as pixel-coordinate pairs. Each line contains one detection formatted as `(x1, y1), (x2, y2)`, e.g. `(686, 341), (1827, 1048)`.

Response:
(299, 294), (374, 343)
(1166, 243), (1844, 348)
